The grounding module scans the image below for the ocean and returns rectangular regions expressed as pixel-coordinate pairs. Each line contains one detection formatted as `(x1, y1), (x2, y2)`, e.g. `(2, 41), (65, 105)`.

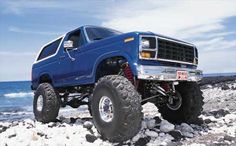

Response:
(0, 81), (33, 121)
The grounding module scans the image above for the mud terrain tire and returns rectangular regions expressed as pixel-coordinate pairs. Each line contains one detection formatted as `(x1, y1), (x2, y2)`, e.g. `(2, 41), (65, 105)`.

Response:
(33, 83), (60, 123)
(157, 82), (203, 124)
(91, 75), (142, 142)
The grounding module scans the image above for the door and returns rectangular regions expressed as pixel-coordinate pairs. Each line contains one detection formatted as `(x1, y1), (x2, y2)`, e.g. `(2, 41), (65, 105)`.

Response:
(57, 29), (85, 85)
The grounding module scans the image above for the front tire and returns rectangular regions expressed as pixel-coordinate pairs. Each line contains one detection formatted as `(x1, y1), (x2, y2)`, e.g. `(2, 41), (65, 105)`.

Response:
(33, 83), (60, 123)
(157, 82), (204, 124)
(91, 75), (142, 142)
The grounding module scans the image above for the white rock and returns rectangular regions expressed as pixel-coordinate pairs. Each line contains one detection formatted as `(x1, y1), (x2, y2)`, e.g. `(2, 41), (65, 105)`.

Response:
(160, 120), (175, 132)
(145, 130), (159, 137)
(159, 132), (165, 137)
(141, 121), (147, 130)
(182, 132), (194, 138)
(83, 121), (93, 129)
(132, 134), (141, 142)
(190, 143), (206, 146)
(146, 119), (156, 129)
(181, 123), (194, 133)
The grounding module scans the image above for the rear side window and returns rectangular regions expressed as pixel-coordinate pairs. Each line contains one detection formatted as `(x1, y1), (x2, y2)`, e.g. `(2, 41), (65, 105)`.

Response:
(37, 38), (62, 61)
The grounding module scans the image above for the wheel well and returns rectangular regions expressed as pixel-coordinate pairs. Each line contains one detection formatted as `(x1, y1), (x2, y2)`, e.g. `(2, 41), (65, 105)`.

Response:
(39, 74), (52, 84)
(95, 56), (127, 81)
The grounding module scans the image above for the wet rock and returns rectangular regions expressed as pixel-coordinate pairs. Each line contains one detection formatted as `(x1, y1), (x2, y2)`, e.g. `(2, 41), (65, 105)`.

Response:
(224, 134), (236, 141)
(209, 109), (230, 118)
(83, 121), (93, 129)
(160, 120), (175, 132)
(145, 130), (159, 137)
(85, 134), (97, 143)
(221, 84), (230, 90)
(134, 136), (151, 146)
(168, 130), (183, 141)
(147, 119), (156, 129)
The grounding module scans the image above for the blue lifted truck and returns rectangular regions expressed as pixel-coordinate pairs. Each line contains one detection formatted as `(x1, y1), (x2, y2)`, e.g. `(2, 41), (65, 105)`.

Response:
(32, 25), (203, 142)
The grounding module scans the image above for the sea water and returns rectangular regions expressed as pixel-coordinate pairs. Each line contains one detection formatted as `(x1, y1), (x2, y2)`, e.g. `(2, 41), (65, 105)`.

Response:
(0, 81), (33, 121)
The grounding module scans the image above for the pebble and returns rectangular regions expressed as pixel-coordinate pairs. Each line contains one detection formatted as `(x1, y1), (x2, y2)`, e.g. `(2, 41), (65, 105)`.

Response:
(145, 130), (159, 137)
(168, 130), (183, 141)
(160, 120), (175, 132)
(83, 121), (93, 129)
(221, 84), (230, 90)
(146, 119), (156, 129)
(134, 136), (151, 146)
(180, 123), (194, 133)
(224, 134), (236, 141)
(182, 132), (194, 138)
(154, 116), (162, 125)
(85, 134), (97, 143)
(209, 109), (230, 118)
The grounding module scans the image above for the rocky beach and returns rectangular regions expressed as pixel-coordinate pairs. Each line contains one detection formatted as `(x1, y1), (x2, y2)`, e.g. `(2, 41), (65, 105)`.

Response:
(0, 76), (236, 146)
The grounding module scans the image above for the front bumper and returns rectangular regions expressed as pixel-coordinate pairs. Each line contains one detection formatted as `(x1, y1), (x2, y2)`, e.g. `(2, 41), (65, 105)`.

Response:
(137, 65), (202, 82)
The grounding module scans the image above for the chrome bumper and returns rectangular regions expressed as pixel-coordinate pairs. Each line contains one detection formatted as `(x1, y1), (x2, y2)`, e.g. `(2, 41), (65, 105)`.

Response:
(137, 65), (203, 82)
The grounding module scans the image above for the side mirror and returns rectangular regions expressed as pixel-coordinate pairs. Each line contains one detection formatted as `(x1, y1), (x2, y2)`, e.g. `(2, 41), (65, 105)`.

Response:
(63, 40), (74, 49)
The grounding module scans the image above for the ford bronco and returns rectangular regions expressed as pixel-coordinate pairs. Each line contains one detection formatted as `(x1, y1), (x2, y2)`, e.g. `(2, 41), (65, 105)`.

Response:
(31, 25), (203, 142)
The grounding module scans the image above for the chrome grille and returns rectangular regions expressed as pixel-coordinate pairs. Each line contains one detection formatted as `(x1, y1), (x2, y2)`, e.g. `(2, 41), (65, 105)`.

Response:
(157, 38), (195, 63)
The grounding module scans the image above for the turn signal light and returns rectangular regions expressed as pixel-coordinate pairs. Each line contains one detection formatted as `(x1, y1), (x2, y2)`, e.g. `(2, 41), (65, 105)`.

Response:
(140, 51), (151, 58)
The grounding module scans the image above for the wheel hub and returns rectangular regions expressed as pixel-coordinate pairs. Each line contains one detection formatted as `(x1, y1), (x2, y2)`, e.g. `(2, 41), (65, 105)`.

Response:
(99, 96), (114, 122)
(37, 95), (43, 111)
(167, 92), (182, 110)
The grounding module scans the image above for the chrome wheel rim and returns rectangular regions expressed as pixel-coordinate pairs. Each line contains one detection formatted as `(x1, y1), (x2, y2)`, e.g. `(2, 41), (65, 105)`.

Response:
(37, 95), (43, 111)
(99, 96), (114, 122)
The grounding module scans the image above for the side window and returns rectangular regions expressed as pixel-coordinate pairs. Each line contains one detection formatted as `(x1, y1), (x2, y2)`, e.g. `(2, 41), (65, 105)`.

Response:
(37, 38), (62, 61)
(67, 30), (84, 49)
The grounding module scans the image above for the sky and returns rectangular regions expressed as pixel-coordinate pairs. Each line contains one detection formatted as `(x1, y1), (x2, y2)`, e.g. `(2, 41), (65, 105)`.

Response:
(0, 0), (236, 81)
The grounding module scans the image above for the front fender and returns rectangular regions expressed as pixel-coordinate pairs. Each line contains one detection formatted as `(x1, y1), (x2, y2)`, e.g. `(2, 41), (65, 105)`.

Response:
(91, 51), (138, 82)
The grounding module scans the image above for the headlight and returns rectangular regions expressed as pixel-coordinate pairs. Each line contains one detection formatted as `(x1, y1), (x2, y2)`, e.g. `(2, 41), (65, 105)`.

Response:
(141, 39), (150, 48)
(139, 36), (157, 59)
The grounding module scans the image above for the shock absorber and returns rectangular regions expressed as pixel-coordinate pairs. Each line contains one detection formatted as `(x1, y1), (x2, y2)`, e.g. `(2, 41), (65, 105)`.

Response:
(123, 64), (134, 84)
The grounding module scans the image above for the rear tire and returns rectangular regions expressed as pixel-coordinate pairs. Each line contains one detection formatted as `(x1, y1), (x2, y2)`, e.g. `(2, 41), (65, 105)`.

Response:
(91, 75), (142, 142)
(33, 83), (60, 123)
(157, 82), (203, 124)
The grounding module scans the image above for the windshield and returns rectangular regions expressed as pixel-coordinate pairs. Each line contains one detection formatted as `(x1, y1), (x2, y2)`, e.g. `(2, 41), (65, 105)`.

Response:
(85, 27), (122, 41)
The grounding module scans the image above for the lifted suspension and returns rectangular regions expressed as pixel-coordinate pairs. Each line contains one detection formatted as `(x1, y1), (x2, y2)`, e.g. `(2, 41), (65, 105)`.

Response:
(141, 82), (182, 110)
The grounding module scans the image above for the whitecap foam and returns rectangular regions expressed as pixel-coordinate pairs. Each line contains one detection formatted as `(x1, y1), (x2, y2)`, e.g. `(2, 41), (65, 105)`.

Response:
(4, 92), (33, 98)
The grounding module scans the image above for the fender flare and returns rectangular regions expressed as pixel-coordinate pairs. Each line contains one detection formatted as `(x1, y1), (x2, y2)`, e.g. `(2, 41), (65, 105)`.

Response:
(91, 51), (137, 82)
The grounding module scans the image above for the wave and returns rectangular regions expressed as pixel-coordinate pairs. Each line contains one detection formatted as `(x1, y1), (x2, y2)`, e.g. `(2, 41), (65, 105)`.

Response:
(4, 92), (33, 98)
